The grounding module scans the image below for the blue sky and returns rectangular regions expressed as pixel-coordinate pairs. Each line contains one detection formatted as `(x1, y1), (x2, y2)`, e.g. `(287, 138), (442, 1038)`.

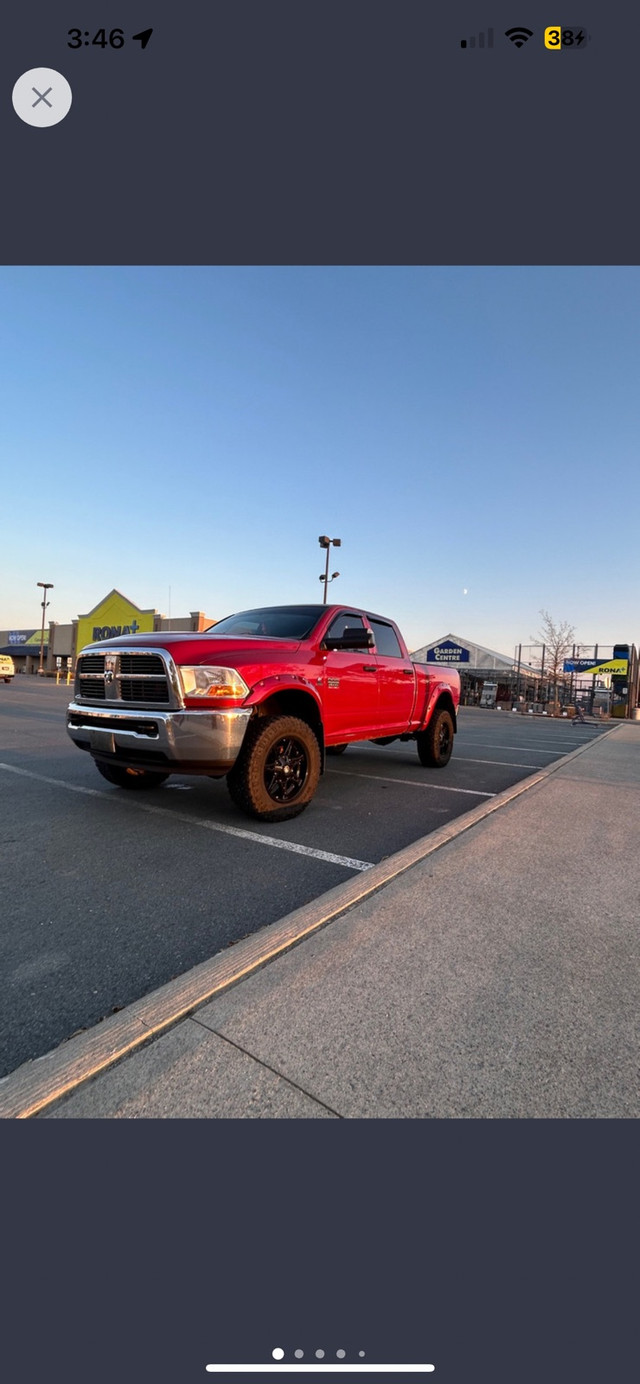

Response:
(1, 265), (638, 656)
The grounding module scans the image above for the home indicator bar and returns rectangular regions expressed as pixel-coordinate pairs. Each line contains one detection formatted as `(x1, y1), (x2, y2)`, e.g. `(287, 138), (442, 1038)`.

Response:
(205, 1368), (435, 1375)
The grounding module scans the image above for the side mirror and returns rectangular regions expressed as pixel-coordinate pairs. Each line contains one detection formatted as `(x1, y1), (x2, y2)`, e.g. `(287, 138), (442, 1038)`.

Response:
(323, 628), (374, 651)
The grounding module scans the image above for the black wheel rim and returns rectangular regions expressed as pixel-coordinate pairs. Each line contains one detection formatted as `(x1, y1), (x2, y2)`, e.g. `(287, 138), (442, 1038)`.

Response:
(438, 720), (452, 757)
(264, 736), (309, 803)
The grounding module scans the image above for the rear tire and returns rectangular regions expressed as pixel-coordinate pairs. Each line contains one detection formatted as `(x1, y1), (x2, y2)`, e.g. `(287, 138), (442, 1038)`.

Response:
(416, 708), (454, 768)
(326, 743), (348, 755)
(94, 762), (170, 789)
(227, 714), (321, 821)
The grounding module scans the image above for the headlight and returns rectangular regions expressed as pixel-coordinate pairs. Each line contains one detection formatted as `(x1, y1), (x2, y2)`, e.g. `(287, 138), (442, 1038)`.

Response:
(179, 666), (250, 699)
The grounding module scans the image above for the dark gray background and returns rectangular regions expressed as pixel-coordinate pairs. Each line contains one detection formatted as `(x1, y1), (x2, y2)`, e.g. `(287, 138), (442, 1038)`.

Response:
(2, 2), (637, 263)
(3, 1122), (637, 1381)
(2, 5), (638, 1380)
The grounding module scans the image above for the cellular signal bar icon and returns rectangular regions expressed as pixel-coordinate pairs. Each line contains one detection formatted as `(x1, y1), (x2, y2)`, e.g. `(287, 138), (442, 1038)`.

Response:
(460, 28), (494, 48)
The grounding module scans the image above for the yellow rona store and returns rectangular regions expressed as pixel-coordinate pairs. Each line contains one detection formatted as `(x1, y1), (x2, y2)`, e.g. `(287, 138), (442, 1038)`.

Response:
(75, 590), (156, 653)
(74, 590), (214, 663)
(0, 590), (215, 675)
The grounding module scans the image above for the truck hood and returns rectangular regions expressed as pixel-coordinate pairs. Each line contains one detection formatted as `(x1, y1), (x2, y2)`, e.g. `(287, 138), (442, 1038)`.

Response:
(81, 632), (302, 663)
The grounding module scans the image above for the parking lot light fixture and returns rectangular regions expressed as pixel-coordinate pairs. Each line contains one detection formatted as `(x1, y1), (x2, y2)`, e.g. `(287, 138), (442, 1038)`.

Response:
(318, 536), (342, 603)
(37, 581), (54, 675)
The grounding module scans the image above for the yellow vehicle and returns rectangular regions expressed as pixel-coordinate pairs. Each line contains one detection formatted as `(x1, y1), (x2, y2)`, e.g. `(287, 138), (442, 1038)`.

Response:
(0, 654), (15, 683)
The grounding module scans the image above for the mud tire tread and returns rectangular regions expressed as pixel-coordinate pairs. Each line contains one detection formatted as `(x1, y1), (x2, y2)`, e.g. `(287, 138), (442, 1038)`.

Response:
(227, 714), (321, 821)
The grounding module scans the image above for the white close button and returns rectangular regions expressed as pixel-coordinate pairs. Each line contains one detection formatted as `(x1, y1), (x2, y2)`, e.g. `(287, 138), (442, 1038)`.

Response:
(12, 68), (72, 127)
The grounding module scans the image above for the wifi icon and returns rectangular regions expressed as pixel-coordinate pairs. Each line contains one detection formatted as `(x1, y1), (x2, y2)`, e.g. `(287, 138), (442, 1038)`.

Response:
(505, 27), (534, 47)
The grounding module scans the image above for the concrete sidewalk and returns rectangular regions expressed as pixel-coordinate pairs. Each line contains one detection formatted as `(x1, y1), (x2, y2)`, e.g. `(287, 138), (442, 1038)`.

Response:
(11, 722), (640, 1117)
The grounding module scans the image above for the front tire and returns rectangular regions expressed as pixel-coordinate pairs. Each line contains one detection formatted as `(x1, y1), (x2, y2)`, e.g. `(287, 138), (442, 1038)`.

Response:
(227, 714), (321, 821)
(94, 762), (170, 789)
(416, 708), (454, 768)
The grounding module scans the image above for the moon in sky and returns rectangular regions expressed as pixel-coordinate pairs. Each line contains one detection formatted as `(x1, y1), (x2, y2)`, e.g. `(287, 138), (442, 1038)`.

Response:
(463, 588), (468, 595)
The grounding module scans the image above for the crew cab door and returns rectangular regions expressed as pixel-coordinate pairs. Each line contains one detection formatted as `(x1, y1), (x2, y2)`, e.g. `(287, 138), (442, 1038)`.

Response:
(367, 616), (417, 732)
(318, 611), (380, 740)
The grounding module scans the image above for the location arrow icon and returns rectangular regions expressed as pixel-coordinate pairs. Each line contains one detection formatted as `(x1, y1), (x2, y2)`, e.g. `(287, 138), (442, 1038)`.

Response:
(132, 29), (153, 50)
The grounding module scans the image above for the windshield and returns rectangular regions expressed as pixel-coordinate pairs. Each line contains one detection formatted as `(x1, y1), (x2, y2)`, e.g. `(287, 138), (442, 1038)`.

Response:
(206, 606), (326, 640)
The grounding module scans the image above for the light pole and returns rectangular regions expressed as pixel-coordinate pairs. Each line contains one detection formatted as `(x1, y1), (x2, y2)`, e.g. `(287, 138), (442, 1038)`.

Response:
(318, 535), (341, 603)
(37, 582), (54, 675)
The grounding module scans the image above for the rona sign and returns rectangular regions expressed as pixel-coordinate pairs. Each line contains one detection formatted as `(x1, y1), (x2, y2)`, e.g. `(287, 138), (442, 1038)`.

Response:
(92, 621), (140, 640)
(563, 657), (628, 676)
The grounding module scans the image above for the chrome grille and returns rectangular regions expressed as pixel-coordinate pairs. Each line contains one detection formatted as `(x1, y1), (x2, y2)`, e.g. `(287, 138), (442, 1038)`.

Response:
(119, 678), (170, 704)
(76, 649), (173, 706)
(119, 654), (165, 676)
(79, 677), (106, 699)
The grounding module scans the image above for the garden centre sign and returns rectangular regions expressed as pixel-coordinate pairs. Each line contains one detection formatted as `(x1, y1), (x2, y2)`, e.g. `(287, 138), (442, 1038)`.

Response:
(427, 641), (470, 664)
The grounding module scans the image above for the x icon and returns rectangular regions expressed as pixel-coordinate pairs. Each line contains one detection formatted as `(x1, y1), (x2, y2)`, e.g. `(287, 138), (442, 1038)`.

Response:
(13, 68), (71, 126)
(32, 86), (53, 108)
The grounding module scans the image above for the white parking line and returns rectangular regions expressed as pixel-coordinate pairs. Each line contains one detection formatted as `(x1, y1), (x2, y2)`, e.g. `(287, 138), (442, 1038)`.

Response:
(0, 763), (374, 872)
(456, 757), (541, 769)
(457, 741), (586, 753)
(327, 769), (495, 797)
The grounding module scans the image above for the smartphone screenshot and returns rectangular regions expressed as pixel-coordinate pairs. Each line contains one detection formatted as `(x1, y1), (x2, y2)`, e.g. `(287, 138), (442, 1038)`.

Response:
(1, 4), (637, 1382)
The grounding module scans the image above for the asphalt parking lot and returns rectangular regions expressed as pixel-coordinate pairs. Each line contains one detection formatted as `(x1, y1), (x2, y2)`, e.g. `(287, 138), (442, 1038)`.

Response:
(0, 678), (610, 1078)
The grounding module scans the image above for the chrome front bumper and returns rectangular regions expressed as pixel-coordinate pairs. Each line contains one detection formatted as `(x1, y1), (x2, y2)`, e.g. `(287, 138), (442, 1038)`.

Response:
(66, 702), (253, 774)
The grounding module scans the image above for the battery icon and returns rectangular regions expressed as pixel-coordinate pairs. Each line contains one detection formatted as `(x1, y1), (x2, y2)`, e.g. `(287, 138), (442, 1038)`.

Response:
(544, 26), (590, 48)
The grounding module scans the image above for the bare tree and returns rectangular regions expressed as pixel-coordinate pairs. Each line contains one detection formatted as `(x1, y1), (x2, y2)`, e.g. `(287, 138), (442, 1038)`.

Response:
(530, 610), (576, 706)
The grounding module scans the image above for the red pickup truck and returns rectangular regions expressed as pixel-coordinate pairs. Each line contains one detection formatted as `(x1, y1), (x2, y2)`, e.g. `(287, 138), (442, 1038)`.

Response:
(67, 604), (460, 822)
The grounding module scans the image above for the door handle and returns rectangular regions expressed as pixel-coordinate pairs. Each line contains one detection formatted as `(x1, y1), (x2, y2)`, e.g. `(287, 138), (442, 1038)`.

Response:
(402, 668), (414, 675)
(362, 664), (377, 673)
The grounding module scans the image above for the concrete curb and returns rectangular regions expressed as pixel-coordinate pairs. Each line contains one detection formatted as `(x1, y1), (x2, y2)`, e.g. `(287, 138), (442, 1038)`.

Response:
(0, 724), (621, 1118)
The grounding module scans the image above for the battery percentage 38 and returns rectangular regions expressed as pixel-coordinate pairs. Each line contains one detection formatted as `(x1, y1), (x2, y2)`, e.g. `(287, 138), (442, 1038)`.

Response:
(544, 27), (590, 48)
